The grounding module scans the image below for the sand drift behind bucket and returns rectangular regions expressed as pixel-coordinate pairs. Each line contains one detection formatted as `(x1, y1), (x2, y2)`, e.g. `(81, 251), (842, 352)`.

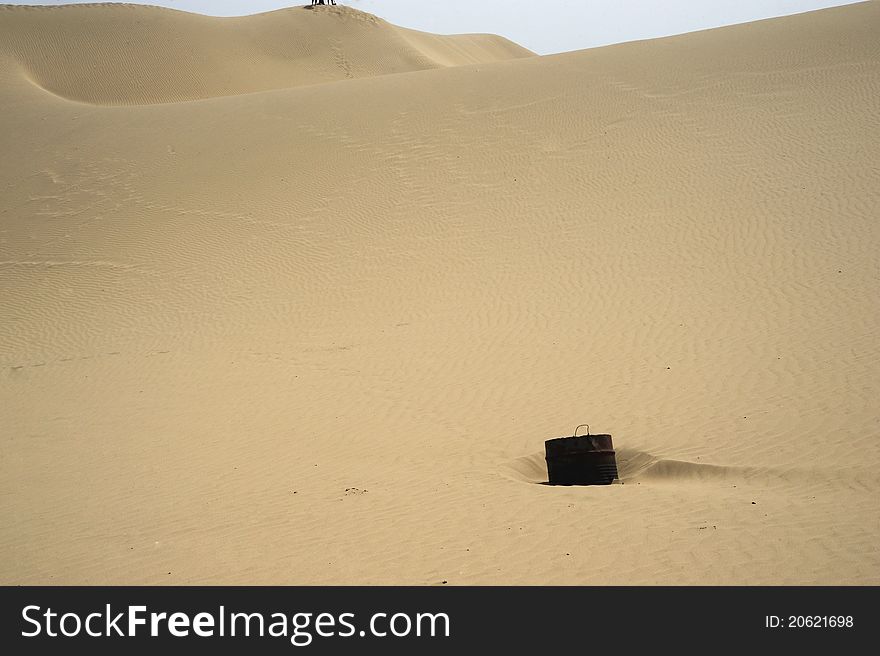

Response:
(545, 425), (619, 486)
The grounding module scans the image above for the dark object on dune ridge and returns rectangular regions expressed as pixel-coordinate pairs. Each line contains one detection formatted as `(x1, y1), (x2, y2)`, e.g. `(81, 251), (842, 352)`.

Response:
(545, 425), (618, 486)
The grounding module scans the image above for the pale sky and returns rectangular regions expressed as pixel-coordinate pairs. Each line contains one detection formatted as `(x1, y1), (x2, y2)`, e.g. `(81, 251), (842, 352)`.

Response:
(8, 0), (866, 54)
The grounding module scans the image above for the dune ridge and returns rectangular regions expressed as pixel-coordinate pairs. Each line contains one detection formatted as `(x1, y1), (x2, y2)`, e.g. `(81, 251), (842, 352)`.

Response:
(0, 3), (533, 104)
(0, 2), (878, 585)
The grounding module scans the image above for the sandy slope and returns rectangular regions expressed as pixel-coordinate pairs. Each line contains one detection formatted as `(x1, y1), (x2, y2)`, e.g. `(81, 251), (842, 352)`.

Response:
(0, 3), (532, 104)
(0, 2), (878, 585)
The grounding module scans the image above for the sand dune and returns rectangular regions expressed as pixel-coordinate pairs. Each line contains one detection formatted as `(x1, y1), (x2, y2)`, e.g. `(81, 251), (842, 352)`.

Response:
(0, 2), (878, 585)
(0, 3), (532, 104)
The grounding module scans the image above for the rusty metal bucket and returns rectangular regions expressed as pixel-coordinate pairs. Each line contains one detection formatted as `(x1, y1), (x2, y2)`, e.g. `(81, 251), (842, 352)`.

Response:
(545, 424), (618, 486)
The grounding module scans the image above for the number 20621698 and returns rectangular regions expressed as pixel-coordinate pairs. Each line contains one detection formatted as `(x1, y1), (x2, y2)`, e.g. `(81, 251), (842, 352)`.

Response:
(765, 616), (854, 628)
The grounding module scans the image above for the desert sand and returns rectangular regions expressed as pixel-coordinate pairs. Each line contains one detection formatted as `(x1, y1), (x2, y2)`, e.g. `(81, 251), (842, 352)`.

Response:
(0, 2), (878, 585)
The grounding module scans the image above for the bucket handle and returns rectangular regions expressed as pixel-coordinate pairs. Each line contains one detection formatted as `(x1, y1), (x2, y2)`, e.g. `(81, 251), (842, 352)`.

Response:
(573, 424), (590, 437)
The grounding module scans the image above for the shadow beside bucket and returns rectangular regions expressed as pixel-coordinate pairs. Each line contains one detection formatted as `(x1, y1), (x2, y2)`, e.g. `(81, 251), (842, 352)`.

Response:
(545, 426), (618, 486)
